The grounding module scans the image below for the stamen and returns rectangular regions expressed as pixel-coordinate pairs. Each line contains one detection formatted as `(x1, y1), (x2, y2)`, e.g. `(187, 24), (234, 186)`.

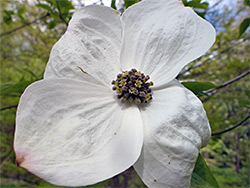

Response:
(111, 68), (154, 105)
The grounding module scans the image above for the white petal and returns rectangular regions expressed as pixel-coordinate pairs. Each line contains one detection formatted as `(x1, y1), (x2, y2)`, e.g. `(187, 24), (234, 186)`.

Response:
(14, 79), (143, 187)
(45, 5), (122, 87)
(120, 0), (216, 87)
(134, 80), (211, 188)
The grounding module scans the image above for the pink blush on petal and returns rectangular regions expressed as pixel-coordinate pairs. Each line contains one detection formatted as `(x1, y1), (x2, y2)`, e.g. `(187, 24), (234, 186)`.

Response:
(15, 150), (33, 168)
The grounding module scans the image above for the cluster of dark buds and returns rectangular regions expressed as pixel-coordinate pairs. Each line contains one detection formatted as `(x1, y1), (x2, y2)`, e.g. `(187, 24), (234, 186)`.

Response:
(112, 68), (153, 105)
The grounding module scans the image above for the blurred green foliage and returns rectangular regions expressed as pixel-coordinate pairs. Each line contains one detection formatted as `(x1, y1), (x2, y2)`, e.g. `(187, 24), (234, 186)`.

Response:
(0, 0), (249, 187)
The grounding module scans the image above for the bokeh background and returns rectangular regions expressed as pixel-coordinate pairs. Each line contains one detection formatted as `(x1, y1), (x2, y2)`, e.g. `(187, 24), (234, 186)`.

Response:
(0, 0), (249, 187)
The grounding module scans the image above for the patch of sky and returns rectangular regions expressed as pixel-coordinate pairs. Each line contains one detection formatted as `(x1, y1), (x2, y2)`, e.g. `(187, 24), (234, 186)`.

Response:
(204, 0), (247, 32)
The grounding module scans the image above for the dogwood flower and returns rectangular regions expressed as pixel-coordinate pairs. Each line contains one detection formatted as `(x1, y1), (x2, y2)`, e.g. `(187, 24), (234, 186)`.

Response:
(14, 0), (216, 187)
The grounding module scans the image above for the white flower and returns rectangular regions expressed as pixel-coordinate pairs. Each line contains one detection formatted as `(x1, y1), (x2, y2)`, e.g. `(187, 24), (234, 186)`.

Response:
(14, 0), (216, 187)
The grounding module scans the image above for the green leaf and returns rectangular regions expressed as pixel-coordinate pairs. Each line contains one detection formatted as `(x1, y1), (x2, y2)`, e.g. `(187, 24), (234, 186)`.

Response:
(56, 0), (74, 14)
(181, 81), (217, 96)
(17, 7), (26, 21)
(124, 0), (140, 8)
(37, 3), (54, 12)
(188, 1), (209, 10)
(49, 18), (58, 29)
(182, 0), (208, 18)
(191, 153), (220, 187)
(45, 0), (57, 7)
(15, 67), (42, 80)
(195, 11), (206, 19)
(182, 0), (188, 6)
(22, 68), (39, 79)
(0, 82), (17, 90)
(0, 80), (34, 96)
(3, 16), (12, 24)
(239, 17), (250, 37)
(3, 10), (14, 16)
(244, 0), (250, 6)
(111, 0), (116, 9)
(3, 10), (14, 24)
(38, 71), (45, 79)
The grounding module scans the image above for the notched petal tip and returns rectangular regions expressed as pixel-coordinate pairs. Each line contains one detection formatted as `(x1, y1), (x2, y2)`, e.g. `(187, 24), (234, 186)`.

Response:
(15, 150), (30, 169)
(16, 159), (21, 168)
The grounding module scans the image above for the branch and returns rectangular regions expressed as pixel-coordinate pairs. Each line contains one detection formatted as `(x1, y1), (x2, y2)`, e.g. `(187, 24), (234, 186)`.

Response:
(0, 105), (18, 111)
(212, 115), (250, 136)
(205, 70), (250, 95)
(0, 13), (50, 38)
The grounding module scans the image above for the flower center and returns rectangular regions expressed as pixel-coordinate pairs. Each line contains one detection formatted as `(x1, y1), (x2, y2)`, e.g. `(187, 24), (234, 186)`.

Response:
(111, 68), (153, 105)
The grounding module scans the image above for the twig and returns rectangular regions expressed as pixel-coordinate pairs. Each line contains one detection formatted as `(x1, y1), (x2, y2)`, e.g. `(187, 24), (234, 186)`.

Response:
(205, 70), (250, 95)
(0, 105), (18, 111)
(0, 13), (50, 37)
(212, 115), (250, 136)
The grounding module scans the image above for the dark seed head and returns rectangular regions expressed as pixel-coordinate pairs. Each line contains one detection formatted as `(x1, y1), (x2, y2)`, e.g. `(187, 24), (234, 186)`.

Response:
(112, 68), (153, 105)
